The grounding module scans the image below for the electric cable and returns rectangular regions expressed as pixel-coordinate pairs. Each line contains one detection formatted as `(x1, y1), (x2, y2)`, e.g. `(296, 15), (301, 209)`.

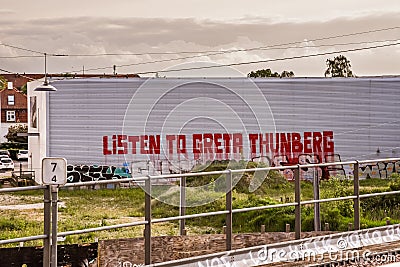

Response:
(134, 41), (400, 75)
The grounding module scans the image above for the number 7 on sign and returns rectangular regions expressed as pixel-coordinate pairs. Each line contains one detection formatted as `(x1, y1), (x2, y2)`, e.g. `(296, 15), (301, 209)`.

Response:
(51, 162), (57, 172)
(42, 158), (67, 185)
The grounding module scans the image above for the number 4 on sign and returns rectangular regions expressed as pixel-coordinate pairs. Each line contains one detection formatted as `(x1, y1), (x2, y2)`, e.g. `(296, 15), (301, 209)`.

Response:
(41, 158), (67, 185)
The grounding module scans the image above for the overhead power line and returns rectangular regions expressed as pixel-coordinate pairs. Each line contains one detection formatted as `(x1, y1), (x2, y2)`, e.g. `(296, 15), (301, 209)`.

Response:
(0, 55), (43, 59)
(64, 25), (400, 72)
(0, 42), (44, 55)
(1, 41), (399, 78)
(134, 41), (400, 75)
(82, 38), (400, 72)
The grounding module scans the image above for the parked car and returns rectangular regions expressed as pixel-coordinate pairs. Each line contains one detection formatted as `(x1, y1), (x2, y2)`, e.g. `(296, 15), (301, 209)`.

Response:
(0, 150), (10, 157)
(17, 150), (29, 160)
(0, 155), (9, 160)
(0, 158), (14, 171)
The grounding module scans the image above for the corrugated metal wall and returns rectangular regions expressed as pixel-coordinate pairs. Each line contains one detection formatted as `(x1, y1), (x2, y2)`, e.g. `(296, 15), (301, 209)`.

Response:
(48, 77), (400, 173)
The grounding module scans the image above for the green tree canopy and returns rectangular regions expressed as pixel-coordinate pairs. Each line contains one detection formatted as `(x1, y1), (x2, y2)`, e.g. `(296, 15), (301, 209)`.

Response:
(248, 69), (295, 78)
(4, 124), (28, 144)
(20, 84), (27, 95)
(0, 75), (7, 90)
(280, 70), (295, 78)
(324, 55), (354, 77)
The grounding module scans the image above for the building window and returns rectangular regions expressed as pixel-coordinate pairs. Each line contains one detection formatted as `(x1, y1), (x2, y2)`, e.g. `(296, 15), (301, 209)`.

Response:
(7, 95), (15, 105)
(6, 111), (15, 122)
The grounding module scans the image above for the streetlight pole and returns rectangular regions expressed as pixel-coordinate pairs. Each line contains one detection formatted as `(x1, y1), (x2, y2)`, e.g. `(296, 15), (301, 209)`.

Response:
(33, 50), (59, 266)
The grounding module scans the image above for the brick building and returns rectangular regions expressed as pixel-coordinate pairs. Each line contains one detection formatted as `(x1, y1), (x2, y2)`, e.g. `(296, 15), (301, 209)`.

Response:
(0, 82), (28, 143)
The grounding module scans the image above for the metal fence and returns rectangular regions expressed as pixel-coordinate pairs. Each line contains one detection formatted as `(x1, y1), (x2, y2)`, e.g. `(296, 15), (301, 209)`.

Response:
(1, 158), (400, 266)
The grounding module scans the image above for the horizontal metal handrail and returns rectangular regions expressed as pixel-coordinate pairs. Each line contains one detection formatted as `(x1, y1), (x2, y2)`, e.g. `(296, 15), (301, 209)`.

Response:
(62, 176), (148, 188)
(58, 220), (148, 237)
(232, 202), (298, 213)
(152, 210), (229, 224)
(0, 185), (46, 193)
(360, 190), (400, 199)
(0, 234), (48, 245)
(301, 195), (357, 205)
(147, 169), (230, 180)
(2, 158), (399, 192)
(358, 157), (400, 165)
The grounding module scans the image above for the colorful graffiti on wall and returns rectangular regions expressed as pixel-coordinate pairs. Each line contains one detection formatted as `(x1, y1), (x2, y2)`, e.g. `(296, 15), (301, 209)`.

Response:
(257, 153), (344, 181)
(66, 156), (400, 183)
(268, 153), (400, 181)
(67, 165), (131, 183)
(357, 161), (399, 179)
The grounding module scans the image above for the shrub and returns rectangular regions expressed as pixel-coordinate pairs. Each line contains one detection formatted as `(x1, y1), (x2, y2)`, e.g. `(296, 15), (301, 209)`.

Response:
(389, 174), (400, 191)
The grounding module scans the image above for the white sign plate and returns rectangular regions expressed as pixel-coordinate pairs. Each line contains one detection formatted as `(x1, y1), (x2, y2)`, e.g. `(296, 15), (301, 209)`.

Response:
(41, 157), (67, 185)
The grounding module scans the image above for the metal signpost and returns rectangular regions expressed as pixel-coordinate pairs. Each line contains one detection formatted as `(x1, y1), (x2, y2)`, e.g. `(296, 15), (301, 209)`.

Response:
(41, 157), (67, 267)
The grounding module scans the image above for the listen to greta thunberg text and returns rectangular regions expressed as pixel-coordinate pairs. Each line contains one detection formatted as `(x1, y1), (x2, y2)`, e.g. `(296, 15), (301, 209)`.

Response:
(103, 131), (334, 161)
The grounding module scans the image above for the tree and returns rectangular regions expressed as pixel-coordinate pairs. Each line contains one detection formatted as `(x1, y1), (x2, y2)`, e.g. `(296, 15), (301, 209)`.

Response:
(0, 76), (7, 90)
(20, 84), (27, 95)
(324, 55), (354, 77)
(4, 124), (28, 144)
(280, 70), (295, 78)
(248, 68), (294, 78)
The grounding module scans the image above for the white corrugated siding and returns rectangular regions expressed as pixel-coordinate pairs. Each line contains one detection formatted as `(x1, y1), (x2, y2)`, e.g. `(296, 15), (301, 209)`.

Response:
(48, 78), (400, 168)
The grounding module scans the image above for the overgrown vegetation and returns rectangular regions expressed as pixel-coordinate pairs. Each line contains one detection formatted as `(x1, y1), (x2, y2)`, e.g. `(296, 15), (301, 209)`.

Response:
(1, 161), (399, 247)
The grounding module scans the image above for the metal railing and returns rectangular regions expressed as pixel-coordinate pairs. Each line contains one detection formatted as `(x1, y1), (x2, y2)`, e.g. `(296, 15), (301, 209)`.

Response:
(1, 158), (400, 266)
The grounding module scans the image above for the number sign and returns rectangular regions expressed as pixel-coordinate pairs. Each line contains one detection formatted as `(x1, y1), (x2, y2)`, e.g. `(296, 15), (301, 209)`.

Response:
(42, 158), (67, 185)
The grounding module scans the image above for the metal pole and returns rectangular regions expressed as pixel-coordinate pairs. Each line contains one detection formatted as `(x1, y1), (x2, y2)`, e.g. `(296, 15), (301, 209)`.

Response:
(294, 165), (301, 239)
(313, 168), (321, 231)
(51, 185), (59, 267)
(43, 185), (51, 267)
(353, 161), (360, 230)
(225, 170), (233, 251)
(179, 176), (186, 235)
(144, 176), (152, 265)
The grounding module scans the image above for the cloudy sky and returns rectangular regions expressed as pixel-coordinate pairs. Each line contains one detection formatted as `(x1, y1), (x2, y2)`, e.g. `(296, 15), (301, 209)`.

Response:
(0, 0), (399, 77)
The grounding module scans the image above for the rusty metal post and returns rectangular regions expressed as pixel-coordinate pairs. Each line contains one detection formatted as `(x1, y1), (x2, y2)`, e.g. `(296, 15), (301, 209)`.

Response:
(50, 185), (59, 267)
(43, 185), (51, 267)
(179, 176), (186, 236)
(226, 170), (233, 251)
(294, 165), (301, 240)
(313, 168), (321, 231)
(353, 161), (360, 230)
(144, 176), (152, 265)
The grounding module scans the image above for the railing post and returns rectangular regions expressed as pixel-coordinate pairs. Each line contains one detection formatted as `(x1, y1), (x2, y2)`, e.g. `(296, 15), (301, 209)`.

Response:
(313, 168), (321, 231)
(353, 161), (360, 230)
(179, 176), (186, 236)
(51, 185), (59, 267)
(295, 165), (301, 240)
(43, 185), (51, 267)
(144, 175), (152, 265)
(226, 170), (233, 251)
